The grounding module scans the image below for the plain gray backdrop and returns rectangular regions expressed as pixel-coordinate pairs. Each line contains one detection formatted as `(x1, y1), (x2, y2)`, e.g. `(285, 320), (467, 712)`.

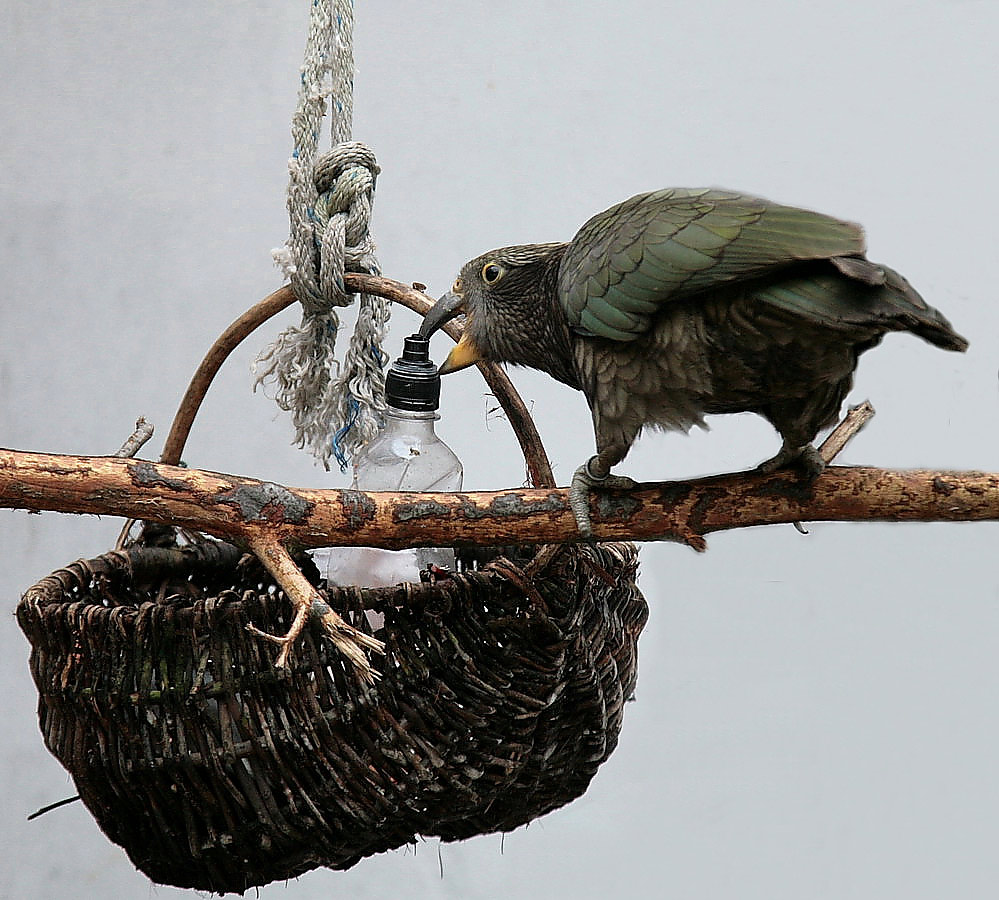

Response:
(2, 2), (997, 897)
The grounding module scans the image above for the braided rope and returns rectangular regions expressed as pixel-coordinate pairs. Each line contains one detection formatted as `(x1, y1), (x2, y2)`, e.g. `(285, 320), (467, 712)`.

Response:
(255, 0), (389, 469)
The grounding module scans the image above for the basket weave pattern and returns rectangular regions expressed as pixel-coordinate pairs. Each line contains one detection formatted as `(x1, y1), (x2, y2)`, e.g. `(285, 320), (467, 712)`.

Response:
(18, 538), (647, 893)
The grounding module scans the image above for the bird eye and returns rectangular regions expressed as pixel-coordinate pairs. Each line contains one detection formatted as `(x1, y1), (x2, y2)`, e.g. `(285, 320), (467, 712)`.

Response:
(481, 263), (504, 284)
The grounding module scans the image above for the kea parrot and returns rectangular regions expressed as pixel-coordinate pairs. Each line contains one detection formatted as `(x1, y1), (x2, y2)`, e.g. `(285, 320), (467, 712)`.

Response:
(418, 188), (967, 537)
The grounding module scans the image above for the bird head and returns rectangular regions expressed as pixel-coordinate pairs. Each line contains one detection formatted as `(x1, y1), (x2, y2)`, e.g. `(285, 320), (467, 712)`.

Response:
(419, 242), (573, 380)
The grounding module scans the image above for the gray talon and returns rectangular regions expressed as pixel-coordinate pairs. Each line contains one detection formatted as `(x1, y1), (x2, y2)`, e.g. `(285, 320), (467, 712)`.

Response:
(569, 464), (637, 539)
(796, 445), (827, 480)
(570, 465), (597, 539)
(757, 443), (826, 480)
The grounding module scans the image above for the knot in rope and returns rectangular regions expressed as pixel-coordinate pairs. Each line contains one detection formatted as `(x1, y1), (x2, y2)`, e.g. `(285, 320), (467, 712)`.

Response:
(311, 142), (380, 307)
(288, 141), (381, 316)
(313, 142), (380, 236)
(256, 2), (390, 471)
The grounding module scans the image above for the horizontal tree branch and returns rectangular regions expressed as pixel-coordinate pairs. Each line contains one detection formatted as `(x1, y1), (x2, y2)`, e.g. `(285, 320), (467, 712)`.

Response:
(2, 448), (996, 551)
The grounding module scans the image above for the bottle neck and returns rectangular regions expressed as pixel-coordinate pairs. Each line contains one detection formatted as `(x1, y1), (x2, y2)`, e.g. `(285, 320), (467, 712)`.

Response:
(384, 406), (440, 421)
(382, 405), (440, 434)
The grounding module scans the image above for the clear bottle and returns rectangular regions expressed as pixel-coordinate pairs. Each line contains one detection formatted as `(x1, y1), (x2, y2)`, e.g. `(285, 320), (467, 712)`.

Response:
(315, 334), (463, 588)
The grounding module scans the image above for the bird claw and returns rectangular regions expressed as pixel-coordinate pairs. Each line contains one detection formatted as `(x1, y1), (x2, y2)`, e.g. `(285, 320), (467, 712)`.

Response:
(569, 467), (596, 539)
(603, 474), (639, 490)
(569, 465), (637, 539)
(756, 444), (826, 480)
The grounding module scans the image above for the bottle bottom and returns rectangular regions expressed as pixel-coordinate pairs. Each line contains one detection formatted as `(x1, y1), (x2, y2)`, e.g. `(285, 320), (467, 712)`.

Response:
(310, 546), (457, 589)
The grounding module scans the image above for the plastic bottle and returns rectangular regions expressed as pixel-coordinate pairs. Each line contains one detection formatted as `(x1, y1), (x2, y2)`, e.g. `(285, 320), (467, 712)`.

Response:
(314, 334), (463, 588)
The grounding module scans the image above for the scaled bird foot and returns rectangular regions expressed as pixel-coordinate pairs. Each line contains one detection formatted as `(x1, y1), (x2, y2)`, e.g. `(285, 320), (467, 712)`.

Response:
(569, 464), (638, 539)
(755, 443), (826, 479)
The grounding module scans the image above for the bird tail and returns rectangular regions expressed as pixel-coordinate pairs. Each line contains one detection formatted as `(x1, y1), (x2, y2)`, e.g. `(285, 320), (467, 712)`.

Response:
(853, 259), (968, 351)
(756, 256), (968, 352)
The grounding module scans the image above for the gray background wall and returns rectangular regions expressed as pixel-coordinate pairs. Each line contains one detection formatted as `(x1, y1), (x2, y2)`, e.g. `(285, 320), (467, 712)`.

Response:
(2, 2), (997, 897)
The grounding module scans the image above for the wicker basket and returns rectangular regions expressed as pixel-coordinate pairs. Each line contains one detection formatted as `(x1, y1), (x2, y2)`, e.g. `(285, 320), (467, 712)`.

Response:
(18, 536), (646, 893)
(15, 282), (648, 893)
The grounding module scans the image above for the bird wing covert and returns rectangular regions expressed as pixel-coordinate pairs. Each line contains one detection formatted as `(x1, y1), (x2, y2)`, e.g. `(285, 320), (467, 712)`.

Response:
(559, 188), (867, 341)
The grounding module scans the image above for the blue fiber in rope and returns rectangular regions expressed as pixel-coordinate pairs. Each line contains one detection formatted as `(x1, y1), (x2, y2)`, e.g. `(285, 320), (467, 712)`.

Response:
(332, 395), (361, 470)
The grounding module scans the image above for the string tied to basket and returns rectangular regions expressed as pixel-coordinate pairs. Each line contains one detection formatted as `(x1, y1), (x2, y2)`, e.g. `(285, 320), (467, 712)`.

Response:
(256, 0), (390, 471)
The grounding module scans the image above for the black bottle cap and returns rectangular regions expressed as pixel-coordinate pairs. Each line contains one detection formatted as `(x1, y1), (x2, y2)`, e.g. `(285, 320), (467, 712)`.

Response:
(385, 335), (441, 411)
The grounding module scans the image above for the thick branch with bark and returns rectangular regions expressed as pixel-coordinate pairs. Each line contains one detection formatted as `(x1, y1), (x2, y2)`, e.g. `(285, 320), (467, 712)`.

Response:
(2, 449), (996, 549)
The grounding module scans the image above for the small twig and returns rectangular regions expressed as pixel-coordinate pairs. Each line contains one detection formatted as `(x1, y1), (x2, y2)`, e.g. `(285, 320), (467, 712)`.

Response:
(113, 418), (155, 549)
(243, 534), (384, 682)
(786, 401), (876, 537)
(27, 795), (81, 821)
(114, 417), (155, 458)
(818, 400), (876, 463)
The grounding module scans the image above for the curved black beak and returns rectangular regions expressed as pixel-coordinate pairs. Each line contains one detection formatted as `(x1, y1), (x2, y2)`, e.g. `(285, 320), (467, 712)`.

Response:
(418, 290), (466, 339)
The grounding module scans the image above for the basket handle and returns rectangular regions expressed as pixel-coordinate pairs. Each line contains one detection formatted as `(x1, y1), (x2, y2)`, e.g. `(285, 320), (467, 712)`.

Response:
(159, 278), (556, 489)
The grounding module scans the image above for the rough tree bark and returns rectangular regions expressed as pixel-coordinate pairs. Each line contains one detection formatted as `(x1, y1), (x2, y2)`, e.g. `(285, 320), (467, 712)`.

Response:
(2, 449), (997, 551)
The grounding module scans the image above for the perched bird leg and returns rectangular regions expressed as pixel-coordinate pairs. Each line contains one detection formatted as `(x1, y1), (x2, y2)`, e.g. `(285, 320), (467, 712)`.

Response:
(570, 453), (637, 539)
(755, 442), (827, 479)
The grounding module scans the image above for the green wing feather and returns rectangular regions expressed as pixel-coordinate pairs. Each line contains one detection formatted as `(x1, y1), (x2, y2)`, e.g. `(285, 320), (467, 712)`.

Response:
(754, 263), (968, 351)
(559, 188), (867, 341)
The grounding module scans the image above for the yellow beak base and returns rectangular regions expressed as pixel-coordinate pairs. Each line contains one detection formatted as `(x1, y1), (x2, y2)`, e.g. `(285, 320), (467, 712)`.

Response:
(439, 332), (483, 374)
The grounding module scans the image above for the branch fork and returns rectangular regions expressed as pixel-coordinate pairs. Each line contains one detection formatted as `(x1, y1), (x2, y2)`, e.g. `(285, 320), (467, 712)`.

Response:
(243, 535), (384, 682)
